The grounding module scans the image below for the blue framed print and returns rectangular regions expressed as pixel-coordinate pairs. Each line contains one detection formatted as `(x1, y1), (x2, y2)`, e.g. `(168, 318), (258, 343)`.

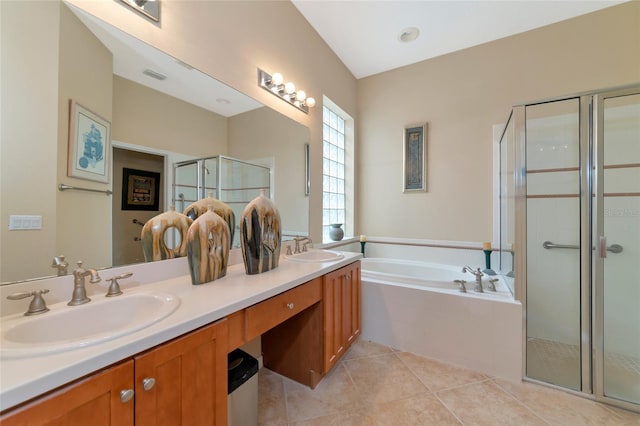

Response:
(403, 122), (427, 192)
(67, 100), (111, 183)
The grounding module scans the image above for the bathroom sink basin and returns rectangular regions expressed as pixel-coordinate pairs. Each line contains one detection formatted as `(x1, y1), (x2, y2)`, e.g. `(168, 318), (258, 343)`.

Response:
(285, 249), (344, 263)
(1, 291), (180, 358)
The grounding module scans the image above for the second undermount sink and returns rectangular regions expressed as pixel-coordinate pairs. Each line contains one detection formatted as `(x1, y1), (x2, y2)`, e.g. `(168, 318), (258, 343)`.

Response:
(285, 249), (344, 263)
(1, 291), (180, 359)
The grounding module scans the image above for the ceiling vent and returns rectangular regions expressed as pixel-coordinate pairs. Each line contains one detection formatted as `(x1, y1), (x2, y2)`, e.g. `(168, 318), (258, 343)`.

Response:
(142, 68), (167, 81)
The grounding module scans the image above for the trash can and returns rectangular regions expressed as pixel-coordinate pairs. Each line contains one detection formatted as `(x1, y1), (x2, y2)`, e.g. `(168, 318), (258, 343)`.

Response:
(228, 349), (259, 426)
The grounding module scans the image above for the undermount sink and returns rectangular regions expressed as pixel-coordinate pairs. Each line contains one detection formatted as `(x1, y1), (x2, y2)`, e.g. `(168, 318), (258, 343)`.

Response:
(285, 249), (344, 263)
(1, 291), (180, 359)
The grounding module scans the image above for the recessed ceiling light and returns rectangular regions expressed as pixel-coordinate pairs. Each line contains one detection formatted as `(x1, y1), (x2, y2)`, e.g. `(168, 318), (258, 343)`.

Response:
(398, 27), (420, 43)
(216, 98), (231, 105)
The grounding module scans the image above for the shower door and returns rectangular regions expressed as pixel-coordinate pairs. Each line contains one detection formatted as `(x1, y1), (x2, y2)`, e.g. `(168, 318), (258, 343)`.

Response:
(519, 85), (639, 412)
(594, 89), (640, 409)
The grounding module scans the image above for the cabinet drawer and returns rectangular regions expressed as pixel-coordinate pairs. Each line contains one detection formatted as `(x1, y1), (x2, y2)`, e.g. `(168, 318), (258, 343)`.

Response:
(245, 278), (322, 340)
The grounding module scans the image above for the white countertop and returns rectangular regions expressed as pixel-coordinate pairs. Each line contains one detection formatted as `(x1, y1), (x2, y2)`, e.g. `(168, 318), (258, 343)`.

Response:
(0, 251), (361, 412)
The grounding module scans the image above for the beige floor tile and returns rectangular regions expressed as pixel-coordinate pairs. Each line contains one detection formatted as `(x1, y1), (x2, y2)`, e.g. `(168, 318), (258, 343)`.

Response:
(258, 369), (289, 425)
(289, 410), (377, 426)
(495, 378), (640, 426)
(437, 380), (547, 426)
(341, 339), (394, 361)
(361, 392), (462, 425)
(284, 363), (363, 422)
(344, 353), (429, 406)
(396, 351), (488, 392)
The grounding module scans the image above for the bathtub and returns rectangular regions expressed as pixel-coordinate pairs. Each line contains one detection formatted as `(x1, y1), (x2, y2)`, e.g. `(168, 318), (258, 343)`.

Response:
(360, 258), (523, 381)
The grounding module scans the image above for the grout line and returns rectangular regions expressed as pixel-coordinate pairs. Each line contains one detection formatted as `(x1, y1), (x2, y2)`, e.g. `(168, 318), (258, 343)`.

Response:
(490, 378), (552, 425)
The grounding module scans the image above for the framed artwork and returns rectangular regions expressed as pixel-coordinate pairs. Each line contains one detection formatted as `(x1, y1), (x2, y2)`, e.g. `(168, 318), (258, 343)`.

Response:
(67, 100), (111, 183)
(403, 123), (427, 192)
(122, 168), (161, 211)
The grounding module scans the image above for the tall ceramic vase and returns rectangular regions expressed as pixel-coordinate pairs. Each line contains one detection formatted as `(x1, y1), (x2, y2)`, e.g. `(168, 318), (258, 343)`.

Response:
(240, 191), (281, 275)
(141, 205), (193, 262)
(186, 206), (230, 285)
(183, 192), (235, 246)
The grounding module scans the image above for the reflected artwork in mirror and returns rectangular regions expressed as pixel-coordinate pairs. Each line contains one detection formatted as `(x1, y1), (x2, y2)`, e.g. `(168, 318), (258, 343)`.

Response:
(0, 1), (309, 285)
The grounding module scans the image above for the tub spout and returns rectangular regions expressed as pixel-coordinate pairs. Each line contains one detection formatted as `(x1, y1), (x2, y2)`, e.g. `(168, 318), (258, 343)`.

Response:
(462, 266), (484, 293)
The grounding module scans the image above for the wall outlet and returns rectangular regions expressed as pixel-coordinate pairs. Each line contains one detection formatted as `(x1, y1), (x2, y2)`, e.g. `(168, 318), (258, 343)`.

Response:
(8, 215), (42, 230)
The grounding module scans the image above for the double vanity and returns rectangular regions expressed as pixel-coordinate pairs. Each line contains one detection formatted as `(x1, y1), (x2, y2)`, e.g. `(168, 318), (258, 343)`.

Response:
(0, 250), (361, 424)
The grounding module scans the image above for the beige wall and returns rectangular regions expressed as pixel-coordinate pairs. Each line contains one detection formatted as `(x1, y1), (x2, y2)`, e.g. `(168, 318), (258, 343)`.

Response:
(1, 1), (61, 282)
(112, 76), (227, 157)
(357, 2), (640, 243)
(67, 0), (357, 243)
(57, 2), (114, 272)
(228, 107), (310, 236)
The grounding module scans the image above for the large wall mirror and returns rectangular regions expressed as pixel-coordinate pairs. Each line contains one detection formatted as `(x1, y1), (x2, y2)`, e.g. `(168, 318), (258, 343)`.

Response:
(0, 1), (309, 284)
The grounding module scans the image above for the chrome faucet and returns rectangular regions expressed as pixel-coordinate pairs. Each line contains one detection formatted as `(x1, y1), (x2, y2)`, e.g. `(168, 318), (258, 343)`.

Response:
(69, 261), (101, 306)
(293, 236), (312, 254)
(462, 266), (484, 293)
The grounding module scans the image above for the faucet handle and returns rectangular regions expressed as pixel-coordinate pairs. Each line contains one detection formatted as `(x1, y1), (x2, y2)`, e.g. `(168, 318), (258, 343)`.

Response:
(7, 289), (50, 316)
(487, 278), (499, 292)
(453, 280), (467, 293)
(105, 272), (133, 297)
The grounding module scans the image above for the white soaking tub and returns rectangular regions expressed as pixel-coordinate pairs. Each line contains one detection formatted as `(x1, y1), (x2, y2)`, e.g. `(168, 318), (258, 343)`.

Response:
(360, 258), (522, 381)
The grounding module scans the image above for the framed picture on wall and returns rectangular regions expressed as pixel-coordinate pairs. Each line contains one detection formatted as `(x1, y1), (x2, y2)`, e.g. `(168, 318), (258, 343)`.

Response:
(122, 168), (161, 211)
(67, 100), (111, 183)
(403, 122), (427, 192)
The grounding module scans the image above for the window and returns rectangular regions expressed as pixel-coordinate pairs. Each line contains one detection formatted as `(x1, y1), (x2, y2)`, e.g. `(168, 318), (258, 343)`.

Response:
(322, 101), (352, 242)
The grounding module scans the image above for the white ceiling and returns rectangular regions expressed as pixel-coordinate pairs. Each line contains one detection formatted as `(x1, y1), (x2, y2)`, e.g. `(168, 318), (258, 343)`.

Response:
(69, 4), (262, 117)
(291, 0), (628, 79)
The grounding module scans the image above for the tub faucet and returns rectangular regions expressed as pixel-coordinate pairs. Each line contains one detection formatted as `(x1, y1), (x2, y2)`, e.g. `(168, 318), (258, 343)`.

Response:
(69, 261), (101, 306)
(462, 266), (484, 293)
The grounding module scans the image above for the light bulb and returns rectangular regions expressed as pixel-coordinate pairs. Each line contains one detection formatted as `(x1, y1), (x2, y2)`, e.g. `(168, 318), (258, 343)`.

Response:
(306, 97), (316, 108)
(296, 90), (306, 102)
(271, 72), (283, 86)
(285, 82), (295, 94)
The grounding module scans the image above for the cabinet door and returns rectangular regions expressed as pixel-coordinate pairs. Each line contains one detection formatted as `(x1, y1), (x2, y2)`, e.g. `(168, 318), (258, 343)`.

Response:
(0, 361), (134, 426)
(323, 261), (362, 373)
(323, 267), (346, 372)
(134, 319), (228, 426)
(343, 261), (361, 346)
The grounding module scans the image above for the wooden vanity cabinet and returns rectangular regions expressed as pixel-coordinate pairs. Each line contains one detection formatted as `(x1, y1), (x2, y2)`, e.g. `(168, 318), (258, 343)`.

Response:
(323, 261), (361, 373)
(0, 319), (228, 426)
(0, 260), (361, 423)
(0, 360), (134, 426)
(134, 319), (228, 426)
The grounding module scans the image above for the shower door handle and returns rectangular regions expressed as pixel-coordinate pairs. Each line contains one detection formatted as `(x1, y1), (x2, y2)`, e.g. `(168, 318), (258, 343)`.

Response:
(599, 236), (607, 259)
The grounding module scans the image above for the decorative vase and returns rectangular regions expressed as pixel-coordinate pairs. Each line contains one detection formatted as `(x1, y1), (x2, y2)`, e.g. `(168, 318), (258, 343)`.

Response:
(186, 206), (231, 285)
(239, 191), (281, 275)
(141, 205), (193, 262)
(329, 223), (344, 241)
(183, 192), (235, 246)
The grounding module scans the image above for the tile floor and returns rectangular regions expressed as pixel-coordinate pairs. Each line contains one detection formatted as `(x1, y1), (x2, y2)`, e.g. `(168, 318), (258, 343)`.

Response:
(258, 339), (640, 425)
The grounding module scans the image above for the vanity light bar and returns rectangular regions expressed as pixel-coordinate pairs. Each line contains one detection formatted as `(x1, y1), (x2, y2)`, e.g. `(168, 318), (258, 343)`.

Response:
(257, 68), (315, 114)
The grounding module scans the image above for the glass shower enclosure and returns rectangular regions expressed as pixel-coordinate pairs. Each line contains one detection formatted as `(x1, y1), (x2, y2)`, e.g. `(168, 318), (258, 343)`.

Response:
(498, 85), (639, 413)
(173, 155), (271, 248)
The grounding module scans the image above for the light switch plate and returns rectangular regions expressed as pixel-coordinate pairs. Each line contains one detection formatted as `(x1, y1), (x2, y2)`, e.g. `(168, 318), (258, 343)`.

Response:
(8, 215), (42, 230)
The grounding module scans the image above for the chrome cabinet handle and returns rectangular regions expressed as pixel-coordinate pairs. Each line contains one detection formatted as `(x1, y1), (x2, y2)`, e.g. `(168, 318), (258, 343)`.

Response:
(286, 303), (294, 310)
(345, 274), (351, 280)
(142, 377), (156, 391)
(120, 389), (134, 403)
